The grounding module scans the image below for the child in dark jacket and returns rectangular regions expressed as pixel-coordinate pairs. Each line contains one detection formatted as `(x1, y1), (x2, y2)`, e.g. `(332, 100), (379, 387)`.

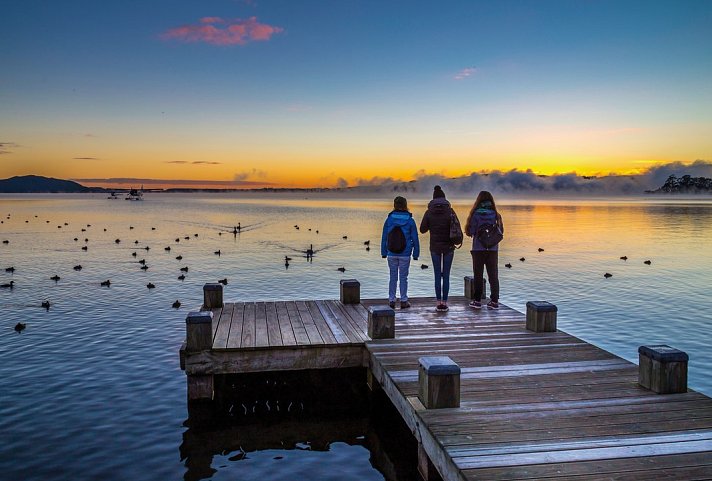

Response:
(420, 185), (459, 311)
(381, 196), (420, 309)
(465, 190), (504, 310)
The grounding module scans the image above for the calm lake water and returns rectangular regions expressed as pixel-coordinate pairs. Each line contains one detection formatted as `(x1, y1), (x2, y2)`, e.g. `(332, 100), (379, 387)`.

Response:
(1, 192), (711, 480)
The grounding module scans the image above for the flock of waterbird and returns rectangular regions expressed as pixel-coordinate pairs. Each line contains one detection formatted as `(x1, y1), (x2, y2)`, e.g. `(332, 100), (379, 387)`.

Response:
(2, 212), (653, 333)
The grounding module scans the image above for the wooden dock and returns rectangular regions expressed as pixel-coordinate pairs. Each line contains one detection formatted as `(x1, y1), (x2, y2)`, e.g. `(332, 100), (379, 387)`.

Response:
(180, 287), (712, 480)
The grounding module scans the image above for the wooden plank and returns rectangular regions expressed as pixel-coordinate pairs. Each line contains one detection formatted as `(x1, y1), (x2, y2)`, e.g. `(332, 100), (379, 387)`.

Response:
(212, 303), (234, 349)
(275, 301), (296, 346)
(210, 307), (223, 339)
(328, 300), (369, 341)
(241, 301), (256, 348)
(313, 299), (351, 343)
(296, 300), (324, 344)
(315, 299), (363, 343)
(285, 301), (310, 345)
(225, 302), (244, 349)
(306, 300), (338, 344)
(254, 301), (269, 348)
(266, 302), (283, 347)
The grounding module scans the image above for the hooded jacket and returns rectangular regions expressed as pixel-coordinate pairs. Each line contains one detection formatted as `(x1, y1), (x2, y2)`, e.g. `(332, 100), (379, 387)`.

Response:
(381, 210), (420, 258)
(467, 203), (504, 251)
(419, 198), (456, 254)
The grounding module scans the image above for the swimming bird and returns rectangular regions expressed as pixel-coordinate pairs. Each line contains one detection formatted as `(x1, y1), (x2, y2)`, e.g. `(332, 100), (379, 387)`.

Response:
(505, 263), (512, 268)
(73, 265), (82, 271)
(140, 265), (149, 271)
(41, 300), (50, 310)
(180, 266), (189, 272)
(134, 240), (139, 244)
(342, 236), (348, 240)
(131, 252), (137, 257)
(2, 240), (8, 244)
(285, 259), (290, 268)
(14, 322), (26, 332)
(218, 278), (228, 285)
(218, 232), (222, 236)
(147, 282), (155, 289)
(306, 244), (314, 258)
(151, 227), (156, 230)
(194, 234), (198, 237)
(175, 238), (180, 243)
(138, 259), (146, 265)
(214, 250), (221, 256)
(538, 248), (544, 252)
(337, 267), (346, 273)
(50, 275), (60, 282)
(165, 246), (171, 251)
(294, 225), (299, 230)
(1, 280), (15, 289)
(285, 256), (292, 261)
(172, 300), (181, 309)
(178, 274), (186, 281)
(81, 246), (88, 251)
(364, 240), (370, 246)
(130, 226), (134, 230)
(144, 246), (150, 251)
(175, 255), (183, 260)
(644, 260), (652, 265)
(81, 228), (86, 232)
(115, 239), (120, 244)
(420, 264), (428, 269)
(620, 256), (628, 261)
(74, 238), (78, 241)
(84, 238), (88, 242)
(519, 257), (526, 262)
(5, 267), (15, 273)
(604, 273), (613, 278)
(100, 280), (111, 287)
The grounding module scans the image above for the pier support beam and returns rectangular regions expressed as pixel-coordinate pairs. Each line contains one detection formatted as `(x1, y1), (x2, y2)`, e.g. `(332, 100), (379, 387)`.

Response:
(526, 301), (558, 332)
(340, 279), (360, 304)
(418, 443), (443, 481)
(638, 345), (688, 394)
(368, 306), (395, 339)
(418, 356), (460, 409)
(203, 283), (223, 309)
(464, 276), (486, 301)
(186, 311), (214, 401)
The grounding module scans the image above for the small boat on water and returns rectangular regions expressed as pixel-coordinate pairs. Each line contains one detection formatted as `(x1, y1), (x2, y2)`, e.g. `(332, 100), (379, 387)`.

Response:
(125, 186), (144, 201)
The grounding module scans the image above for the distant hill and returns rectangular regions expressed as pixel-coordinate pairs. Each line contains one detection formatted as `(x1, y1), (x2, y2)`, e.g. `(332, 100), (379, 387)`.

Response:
(0, 175), (103, 193)
(646, 174), (712, 194)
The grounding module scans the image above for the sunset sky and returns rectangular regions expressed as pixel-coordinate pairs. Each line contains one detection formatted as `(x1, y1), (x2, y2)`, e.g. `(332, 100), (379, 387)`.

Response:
(1, 1), (711, 188)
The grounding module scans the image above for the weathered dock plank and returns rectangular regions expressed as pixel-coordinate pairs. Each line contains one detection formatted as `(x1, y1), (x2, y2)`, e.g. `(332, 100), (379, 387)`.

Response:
(226, 302), (244, 349)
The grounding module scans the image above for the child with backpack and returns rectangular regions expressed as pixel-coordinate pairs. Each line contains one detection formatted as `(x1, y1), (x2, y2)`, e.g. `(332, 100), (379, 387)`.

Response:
(381, 196), (420, 309)
(465, 191), (504, 309)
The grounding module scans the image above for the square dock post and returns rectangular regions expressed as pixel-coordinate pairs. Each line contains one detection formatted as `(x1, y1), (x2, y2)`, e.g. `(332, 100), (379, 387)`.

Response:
(203, 283), (223, 309)
(368, 305), (395, 339)
(340, 279), (360, 304)
(186, 311), (214, 401)
(638, 345), (688, 394)
(418, 356), (461, 409)
(526, 301), (558, 332)
(464, 276), (486, 300)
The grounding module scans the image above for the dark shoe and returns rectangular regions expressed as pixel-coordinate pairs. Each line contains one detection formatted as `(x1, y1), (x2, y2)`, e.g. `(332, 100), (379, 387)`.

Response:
(389, 301), (395, 309)
(400, 301), (411, 309)
(487, 300), (499, 310)
(469, 300), (482, 309)
(436, 303), (449, 312)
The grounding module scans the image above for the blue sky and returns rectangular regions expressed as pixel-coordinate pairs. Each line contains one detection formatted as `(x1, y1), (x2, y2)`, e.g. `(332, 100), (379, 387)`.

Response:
(1, 0), (710, 187)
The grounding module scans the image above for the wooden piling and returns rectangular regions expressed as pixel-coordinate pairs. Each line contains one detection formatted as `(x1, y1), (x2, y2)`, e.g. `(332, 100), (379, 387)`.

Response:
(526, 300), (557, 332)
(203, 283), (223, 309)
(464, 276), (487, 300)
(418, 443), (443, 481)
(186, 311), (214, 401)
(638, 345), (689, 394)
(367, 305), (395, 339)
(418, 356), (460, 409)
(340, 279), (360, 304)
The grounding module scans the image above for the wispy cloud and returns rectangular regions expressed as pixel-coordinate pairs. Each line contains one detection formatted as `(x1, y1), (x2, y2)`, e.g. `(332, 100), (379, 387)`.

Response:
(165, 160), (222, 165)
(454, 67), (477, 80)
(73, 157), (99, 160)
(0, 142), (19, 155)
(161, 16), (283, 46)
(74, 177), (273, 187)
(234, 168), (267, 181)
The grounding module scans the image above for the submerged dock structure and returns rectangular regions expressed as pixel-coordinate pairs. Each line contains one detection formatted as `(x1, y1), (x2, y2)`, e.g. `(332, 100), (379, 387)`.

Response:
(180, 280), (712, 480)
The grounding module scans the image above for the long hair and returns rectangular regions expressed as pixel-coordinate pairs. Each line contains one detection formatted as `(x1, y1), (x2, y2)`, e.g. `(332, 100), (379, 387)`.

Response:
(465, 191), (497, 233)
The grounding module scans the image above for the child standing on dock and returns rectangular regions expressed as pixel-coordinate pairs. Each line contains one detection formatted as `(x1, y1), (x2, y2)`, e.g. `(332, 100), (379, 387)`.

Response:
(465, 191), (503, 309)
(420, 185), (459, 312)
(381, 196), (420, 309)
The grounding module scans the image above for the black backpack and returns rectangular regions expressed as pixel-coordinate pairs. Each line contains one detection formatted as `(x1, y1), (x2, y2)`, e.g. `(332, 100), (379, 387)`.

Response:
(449, 210), (463, 248)
(477, 223), (503, 249)
(387, 225), (407, 253)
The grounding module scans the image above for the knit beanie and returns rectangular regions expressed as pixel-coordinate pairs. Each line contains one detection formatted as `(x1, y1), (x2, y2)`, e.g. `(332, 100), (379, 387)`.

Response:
(433, 185), (446, 199)
(394, 196), (408, 210)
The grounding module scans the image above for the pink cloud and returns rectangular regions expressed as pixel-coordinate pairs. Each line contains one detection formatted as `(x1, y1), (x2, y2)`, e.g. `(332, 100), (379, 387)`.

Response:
(454, 67), (477, 80)
(161, 16), (283, 46)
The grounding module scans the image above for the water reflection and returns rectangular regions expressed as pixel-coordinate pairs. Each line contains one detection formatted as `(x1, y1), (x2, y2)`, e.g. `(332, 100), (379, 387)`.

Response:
(180, 368), (417, 481)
